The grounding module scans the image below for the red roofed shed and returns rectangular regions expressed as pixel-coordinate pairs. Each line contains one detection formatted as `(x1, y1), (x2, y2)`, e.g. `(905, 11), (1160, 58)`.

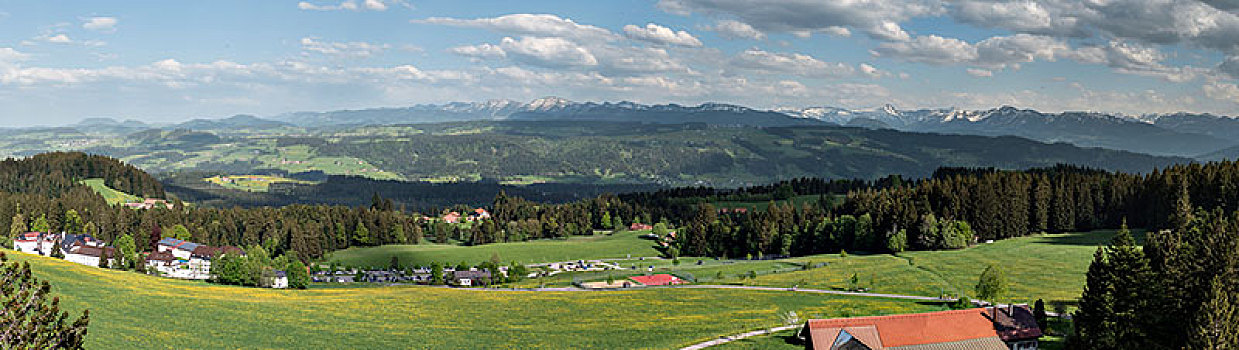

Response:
(629, 274), (685, 286)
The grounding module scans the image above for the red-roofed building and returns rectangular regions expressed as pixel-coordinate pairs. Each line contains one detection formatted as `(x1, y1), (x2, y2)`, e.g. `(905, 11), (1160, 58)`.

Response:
(630, 223), (653, 231)
(800, 306), (1042, 350)
(629, 274), (685, 286)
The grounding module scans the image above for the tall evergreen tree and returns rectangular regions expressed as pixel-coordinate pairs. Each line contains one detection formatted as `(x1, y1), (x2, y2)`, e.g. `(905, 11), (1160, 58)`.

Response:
(1073, 248), (1116, 350)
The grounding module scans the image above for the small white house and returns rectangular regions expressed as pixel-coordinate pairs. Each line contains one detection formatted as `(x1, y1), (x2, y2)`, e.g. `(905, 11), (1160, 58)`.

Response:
(156, 238), (201, 260)
(271, 271), (289, 289)
(64, 245), (114, 267)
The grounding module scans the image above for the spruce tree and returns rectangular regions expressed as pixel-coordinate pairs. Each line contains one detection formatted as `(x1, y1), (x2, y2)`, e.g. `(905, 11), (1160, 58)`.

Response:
(1073, 248), (1116, 349)
(1190, 276), (1239, 349)
(1106, 220), (1151, 348)
(0, 252), (90, 349)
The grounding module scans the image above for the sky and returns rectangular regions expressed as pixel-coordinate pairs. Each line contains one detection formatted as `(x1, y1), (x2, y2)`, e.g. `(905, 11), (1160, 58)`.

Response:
(2, 0), (1239, 126)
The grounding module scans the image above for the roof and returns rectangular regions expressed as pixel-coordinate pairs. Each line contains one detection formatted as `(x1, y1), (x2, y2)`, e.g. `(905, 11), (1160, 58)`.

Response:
(146, 251), (176, 262)
(70, 246), (114, 258)
(274, 271), (287, 278)
(629, 274), (682, 286)
(889, 337), (1010, 350)
(803, 308), (1023, 350)
(190, 245), (245, 259)
(989, 305), (1043, 341)
(453, 270), (491, 279)
(157, 237), (202, 252)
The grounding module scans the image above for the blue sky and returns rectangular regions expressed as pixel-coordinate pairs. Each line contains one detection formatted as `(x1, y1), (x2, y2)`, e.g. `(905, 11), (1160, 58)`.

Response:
(2, 0), (1239, 126)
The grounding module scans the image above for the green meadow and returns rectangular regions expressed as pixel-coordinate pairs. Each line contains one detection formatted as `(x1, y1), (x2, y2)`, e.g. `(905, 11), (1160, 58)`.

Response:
(6, 250), (943, 349)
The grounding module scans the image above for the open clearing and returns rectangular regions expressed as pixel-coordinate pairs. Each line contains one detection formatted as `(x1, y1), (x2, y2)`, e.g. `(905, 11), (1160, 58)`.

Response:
(80, 178), (142, 205)
(7, 249), (942, 349)
(326, 230), (663, 266)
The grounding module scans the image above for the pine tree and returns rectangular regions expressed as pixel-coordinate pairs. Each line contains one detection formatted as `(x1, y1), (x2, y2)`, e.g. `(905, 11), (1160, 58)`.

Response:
(0, 252), (90, 349)
(1190, 276), (1239, 349)
(1106, 219), (1152, 348)
(1072, 248), (1116, 349)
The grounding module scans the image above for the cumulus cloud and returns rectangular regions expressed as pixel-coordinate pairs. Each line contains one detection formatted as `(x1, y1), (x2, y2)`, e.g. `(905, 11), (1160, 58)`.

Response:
(82, 17), (117, 32)
(414, 14), (619, 42)
(1204, 81), (1239, 103)
(656, 0), (943, 40)
(623, 23), (702, 47)
(874, 34), (1066, 71)
(703, 20), (765, 40)
(859, 63), (888, 78)
(499, 36), (598, 67)
(967, 68), (993, 77)
(449, 43), (507, 60)
(730, 49), (853, 78)
(1066, 40), (1207, 82)
(300, 37), (389, 58)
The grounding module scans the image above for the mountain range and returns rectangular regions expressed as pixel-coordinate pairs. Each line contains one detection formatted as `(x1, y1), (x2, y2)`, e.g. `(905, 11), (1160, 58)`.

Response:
(69, 97), (1239, 159)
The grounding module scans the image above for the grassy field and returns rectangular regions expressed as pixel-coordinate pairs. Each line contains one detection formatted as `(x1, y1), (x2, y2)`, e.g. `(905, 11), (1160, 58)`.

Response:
(732, 230), (1133, 305)
(326, 230), (663, 267)
(80, 178), (142, 205)
(203, 174), (314, 192)
(6, 249), (946, 349)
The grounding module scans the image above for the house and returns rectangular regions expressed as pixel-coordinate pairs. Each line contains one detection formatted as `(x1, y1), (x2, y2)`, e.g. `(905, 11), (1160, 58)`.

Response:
(123, 198), (174, 210)
(467, 208), (491, 222)
(799, 306), (1042, 350)
(452, 270), (491, 286)
(630, 223), (653, 231)
(629, 274), (685, 286)
(64, 245), (115, 267)
(157, 238), (202, 259)
(443, 212), (462, 224)
(12, 232), (102, 257)
(270, 271), (289, 289)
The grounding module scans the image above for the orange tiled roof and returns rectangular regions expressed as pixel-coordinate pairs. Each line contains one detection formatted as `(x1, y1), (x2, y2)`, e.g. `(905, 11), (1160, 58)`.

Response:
(806, 308), (1002, 348)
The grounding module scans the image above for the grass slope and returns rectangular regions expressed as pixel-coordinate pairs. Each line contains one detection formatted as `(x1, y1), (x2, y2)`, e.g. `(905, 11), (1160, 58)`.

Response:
(6, 250), (943, 349)
(737, 230), (1133, 305)
(326, 230), (663, 267)
(80, 178), (141, 205)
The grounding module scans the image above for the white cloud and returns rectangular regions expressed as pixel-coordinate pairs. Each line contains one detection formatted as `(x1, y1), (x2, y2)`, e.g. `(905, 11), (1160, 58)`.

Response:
(0, 47), (27, 62)
(730, 49), (854, 78)
(45, 34), (72, 44)
(704, 20), (765, 40)
(874, 34), (1066, 70)
(414, 14), (619, 42)
(298, 0), (405, 11)
(300, 37), (389, 58)
(1204, 81), (1239, 103)
(499, 36), (598, 67)
(859, 63), (889, 78)
(967, 68), (993, 77)
(1066, 40), (1207, 82)
(656, 0), (944, 41)
(449, 43), (507, 60)
(82, 17), (117, 32)
(623, 23), (703, 47)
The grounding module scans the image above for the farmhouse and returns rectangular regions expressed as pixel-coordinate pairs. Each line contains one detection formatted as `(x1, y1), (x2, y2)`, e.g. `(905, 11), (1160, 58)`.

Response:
(124, 198), (174, 210)
(269, 271), (289, 289)
(64, 244), (115, 267)
(150, 238), (244, 280)
(629, 274), (685, 286)
(453, 270), (491, 286)
(630, 223), (653, 231)
(443, 212), (462, 224)
(467, 208), (491, 222)
(799, 306), (1042, 350)
(12, 232), (105, 257)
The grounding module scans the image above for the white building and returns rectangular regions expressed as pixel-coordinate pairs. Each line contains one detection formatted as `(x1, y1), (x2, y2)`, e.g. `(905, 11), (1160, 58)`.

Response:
(64, 245), (114, 267)
(270, 271), (289, 289)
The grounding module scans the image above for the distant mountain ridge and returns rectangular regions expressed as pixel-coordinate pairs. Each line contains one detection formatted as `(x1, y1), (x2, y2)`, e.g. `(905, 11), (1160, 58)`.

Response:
(67, 98), (1239, 159)
(778, 105), (1238, 158)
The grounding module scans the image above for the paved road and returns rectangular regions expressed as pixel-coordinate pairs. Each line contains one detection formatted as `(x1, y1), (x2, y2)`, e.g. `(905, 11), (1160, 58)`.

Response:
(679, 325), (799, 350)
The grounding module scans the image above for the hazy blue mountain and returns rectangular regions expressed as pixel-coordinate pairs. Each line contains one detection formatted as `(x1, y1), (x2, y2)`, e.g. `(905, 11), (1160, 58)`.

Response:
(173, 115), (291, 130)
(781, 105), (1236, 157)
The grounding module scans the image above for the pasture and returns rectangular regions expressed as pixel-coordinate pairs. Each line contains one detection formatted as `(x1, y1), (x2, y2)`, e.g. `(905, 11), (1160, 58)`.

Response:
(80, 178), (142, 205)
(326, 230), (663, 267)
(6, 250), (943, 349)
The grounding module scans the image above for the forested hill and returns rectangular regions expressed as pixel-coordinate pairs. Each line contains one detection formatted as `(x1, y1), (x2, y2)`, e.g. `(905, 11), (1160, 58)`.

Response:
(0, 152), (164, 198)
(317, 121), (1190, 186)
